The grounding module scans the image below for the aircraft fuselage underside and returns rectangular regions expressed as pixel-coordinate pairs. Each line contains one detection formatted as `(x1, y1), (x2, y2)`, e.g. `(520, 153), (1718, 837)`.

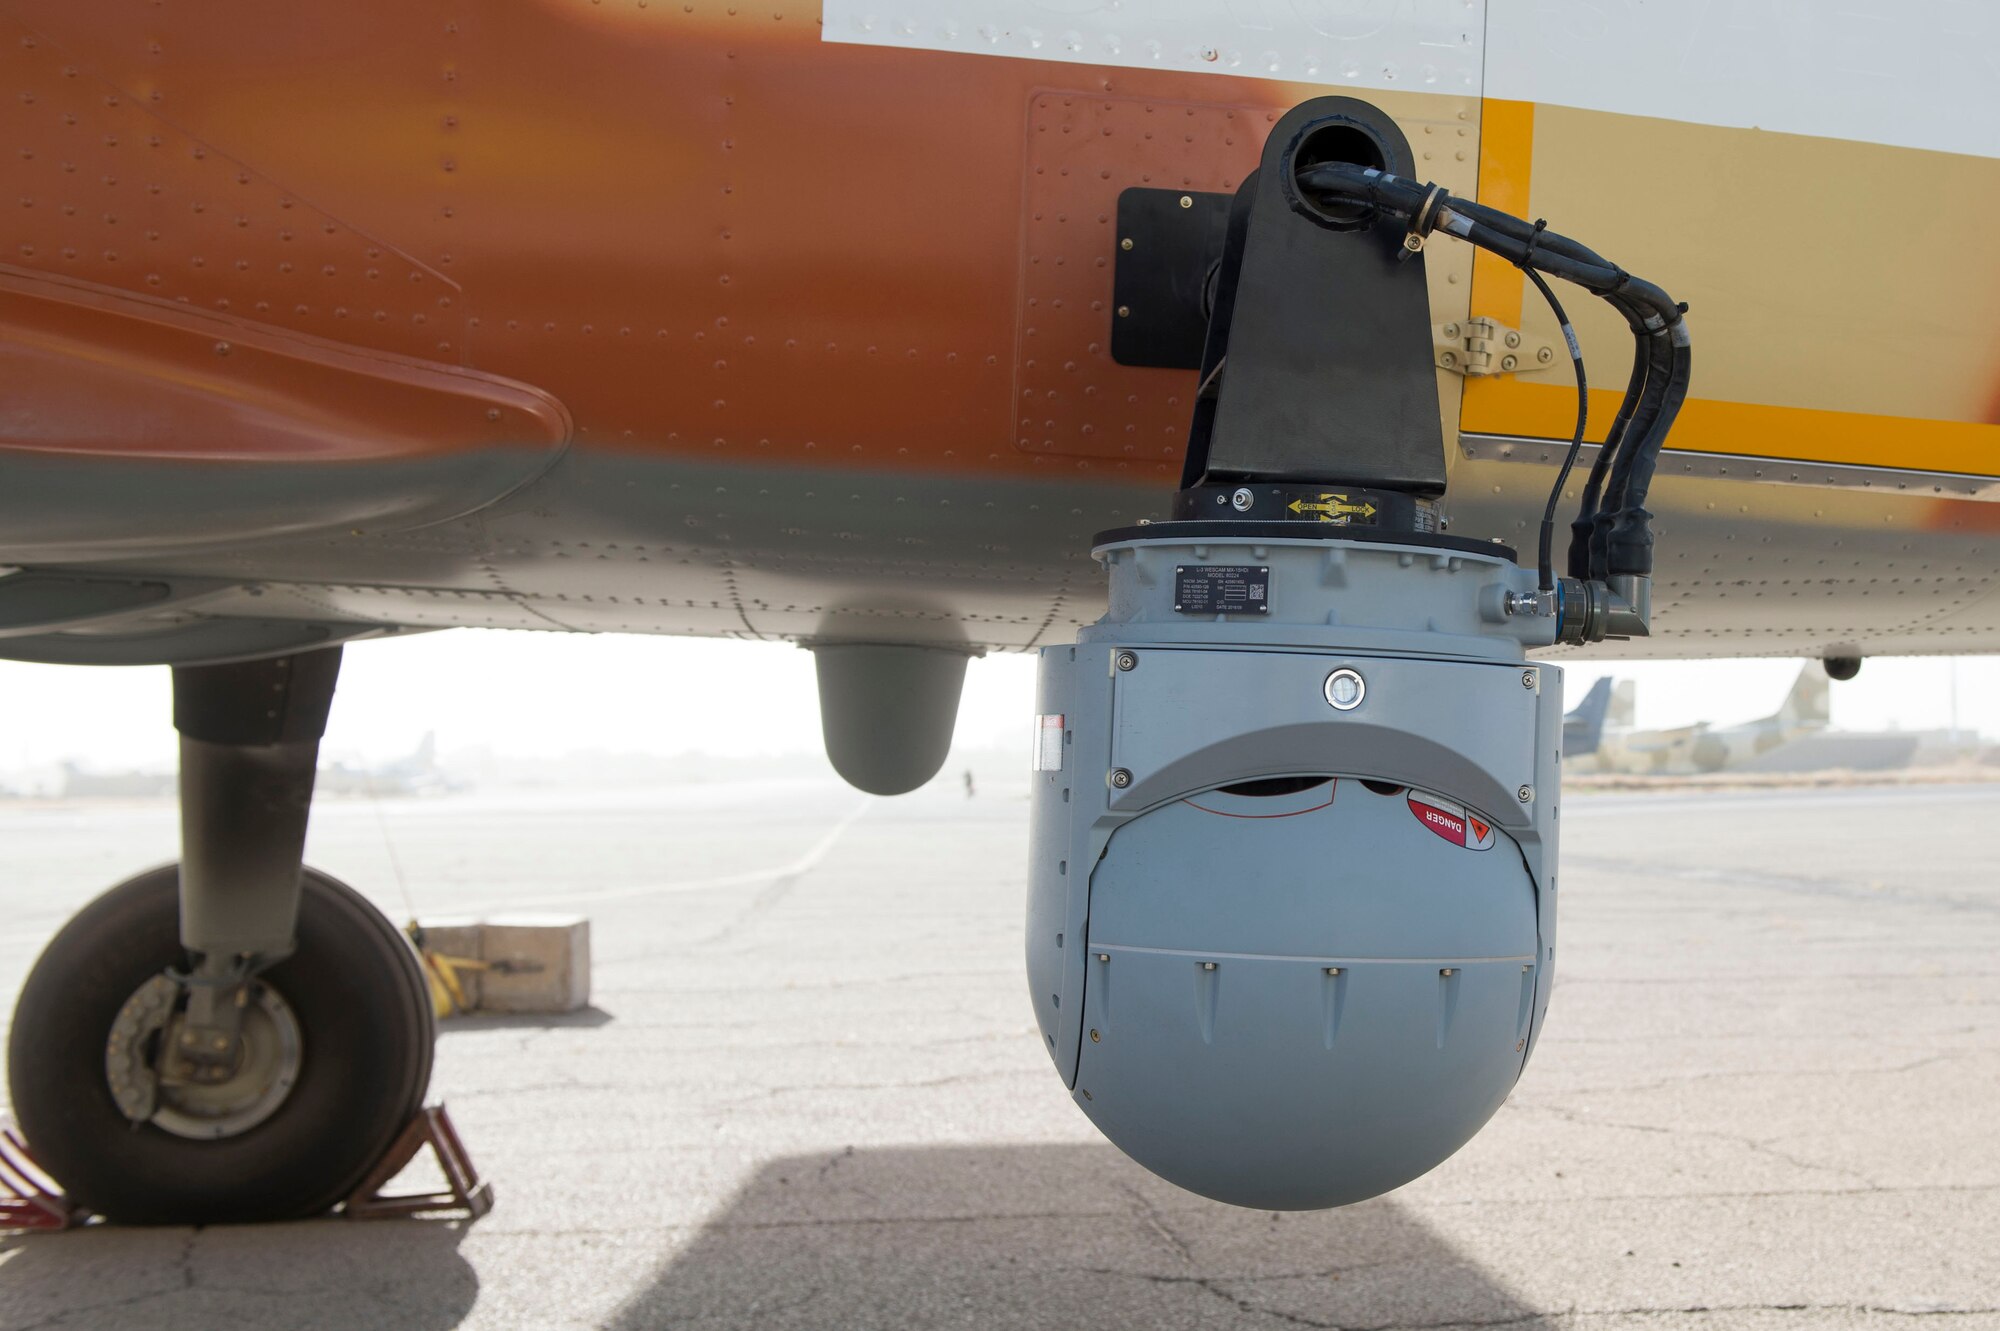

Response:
(5, 441), (2000, 664)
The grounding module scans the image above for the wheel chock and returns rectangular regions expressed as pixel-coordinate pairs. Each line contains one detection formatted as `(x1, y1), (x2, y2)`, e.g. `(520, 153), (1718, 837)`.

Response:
(341, 1103), (493, 1222)
(0, 1118), (86, 1231)
(407, 920), (487, 1018)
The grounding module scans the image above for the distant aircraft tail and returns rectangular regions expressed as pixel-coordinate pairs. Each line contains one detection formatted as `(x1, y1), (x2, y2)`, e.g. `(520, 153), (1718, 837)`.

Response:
(1562, 677), (1616, 758)
(1777, 663), (1831, 729)
(1608, 679), (1636, 730)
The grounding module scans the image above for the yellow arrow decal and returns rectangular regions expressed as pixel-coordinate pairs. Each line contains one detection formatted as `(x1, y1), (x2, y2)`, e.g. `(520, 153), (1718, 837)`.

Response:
(1286, 494), (1377, 521)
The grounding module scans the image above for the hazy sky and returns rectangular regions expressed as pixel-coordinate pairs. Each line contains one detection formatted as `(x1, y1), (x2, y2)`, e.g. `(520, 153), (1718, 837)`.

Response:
(0, 631), (1993, 773)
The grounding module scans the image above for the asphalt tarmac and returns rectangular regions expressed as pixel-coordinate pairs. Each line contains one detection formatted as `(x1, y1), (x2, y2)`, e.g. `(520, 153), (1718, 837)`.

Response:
(1, 777), (1995, 1330)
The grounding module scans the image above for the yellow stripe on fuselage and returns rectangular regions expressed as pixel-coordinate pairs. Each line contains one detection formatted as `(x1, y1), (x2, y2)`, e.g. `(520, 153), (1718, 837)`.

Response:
(1463, 98), (2000, 477)
(1469, 98), (1534, 333)
(1464, 380), (2000, 477)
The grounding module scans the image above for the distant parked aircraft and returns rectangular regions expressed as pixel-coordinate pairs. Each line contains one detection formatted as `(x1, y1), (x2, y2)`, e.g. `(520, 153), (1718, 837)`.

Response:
(316, 731), (463, 799)
(1568, 665), (1829, 776)
(1561, 677), (1636, 761)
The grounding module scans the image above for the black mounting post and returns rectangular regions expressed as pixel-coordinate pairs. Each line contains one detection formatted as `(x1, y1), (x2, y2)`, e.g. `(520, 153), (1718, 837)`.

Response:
(1175, 97), (1446, 527)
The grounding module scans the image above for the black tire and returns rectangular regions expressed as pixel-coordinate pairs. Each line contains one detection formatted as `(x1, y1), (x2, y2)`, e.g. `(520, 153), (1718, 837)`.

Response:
(7, 863), (435, 1224)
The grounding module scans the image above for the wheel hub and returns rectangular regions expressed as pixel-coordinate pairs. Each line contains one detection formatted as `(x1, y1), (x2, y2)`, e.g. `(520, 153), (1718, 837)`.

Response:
(105, 974), (304, 1140)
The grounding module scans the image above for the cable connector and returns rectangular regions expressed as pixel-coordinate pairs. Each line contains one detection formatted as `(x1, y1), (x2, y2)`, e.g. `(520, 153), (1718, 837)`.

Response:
(1503, 588), (1558, 619)
(1549, 575), (1651, 645)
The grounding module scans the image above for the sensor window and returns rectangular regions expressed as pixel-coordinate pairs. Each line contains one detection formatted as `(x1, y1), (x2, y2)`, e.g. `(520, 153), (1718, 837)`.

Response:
(1324, 669), (1366, 710)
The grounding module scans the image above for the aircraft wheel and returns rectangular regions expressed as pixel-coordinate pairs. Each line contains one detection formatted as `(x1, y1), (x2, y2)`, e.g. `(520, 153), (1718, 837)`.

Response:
(6, 863), (434, 1224)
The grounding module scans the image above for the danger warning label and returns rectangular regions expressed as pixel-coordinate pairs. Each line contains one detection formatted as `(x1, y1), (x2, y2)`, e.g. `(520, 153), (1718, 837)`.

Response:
(1407, 791), (1496, 851)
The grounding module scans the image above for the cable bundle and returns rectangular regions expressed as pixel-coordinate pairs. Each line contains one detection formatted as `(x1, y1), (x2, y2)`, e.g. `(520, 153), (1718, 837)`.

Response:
(1294, 161), (1690, 593)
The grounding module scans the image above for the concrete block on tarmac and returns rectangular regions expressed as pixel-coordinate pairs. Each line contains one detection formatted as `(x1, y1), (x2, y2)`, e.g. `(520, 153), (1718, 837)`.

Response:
(478, 914), (591, 1013)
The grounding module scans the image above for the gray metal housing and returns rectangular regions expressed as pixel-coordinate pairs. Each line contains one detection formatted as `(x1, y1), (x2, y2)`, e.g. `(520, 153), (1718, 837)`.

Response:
(1028, 532), (1564, 1209)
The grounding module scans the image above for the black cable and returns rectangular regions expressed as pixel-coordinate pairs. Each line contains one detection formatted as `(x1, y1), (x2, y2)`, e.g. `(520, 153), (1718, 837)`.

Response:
(1522, 265), (1585, 592)
(1564, 292), (1651, 579)
(1594, 328), (1673, 577)
(1605, 335), (1690, 577)
(1292, 160), (1690, 582)
(1570, 342), (1646, 580)
(1293, 163), (1684, 328)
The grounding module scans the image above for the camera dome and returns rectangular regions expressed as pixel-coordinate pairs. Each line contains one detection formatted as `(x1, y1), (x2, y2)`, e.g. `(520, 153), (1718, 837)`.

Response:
(1068, 776), (1540, 1209)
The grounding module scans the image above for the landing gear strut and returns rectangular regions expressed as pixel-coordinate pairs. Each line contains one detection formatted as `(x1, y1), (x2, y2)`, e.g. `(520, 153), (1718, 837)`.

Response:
(6, 648), (435, 1224)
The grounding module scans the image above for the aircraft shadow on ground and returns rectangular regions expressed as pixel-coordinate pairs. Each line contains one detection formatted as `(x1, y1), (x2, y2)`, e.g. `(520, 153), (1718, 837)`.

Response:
(0, 1216), (477, 1331)
(605, 1142), (1533, 1331)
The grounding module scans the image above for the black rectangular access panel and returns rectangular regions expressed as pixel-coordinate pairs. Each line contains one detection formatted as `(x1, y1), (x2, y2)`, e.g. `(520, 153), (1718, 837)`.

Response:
(1110, 188), (1234, 370)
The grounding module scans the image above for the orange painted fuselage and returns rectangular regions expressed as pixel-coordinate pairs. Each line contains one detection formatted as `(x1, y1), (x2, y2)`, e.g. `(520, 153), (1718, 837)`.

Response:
(3, 2), (1999, 659)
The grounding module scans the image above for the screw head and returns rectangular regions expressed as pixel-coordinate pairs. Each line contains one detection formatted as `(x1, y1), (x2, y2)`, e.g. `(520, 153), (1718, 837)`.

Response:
(1504, 330), (1521, 348)
(1116, 304), (1130, 318)
(1501, 354), (1519, 371)
(1537, 345), (1554, 362)
(1089, 1028), (1101, 1043)
(1179, 194), (1194, 208)
(1517, 784), (1534, 803)
(1443, 322), (1460, 338)
(1109, 768), (1133, 789)
(1115, 650), (1138, 672)
(1230, 487), (1254, 511)
(1520, 670), (1537, 689)
(1119, 237), (1133, 251)
(1440, 351), (1456, 367)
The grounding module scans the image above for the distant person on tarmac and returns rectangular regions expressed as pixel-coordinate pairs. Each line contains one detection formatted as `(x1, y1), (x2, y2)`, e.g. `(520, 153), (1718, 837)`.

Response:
(963, 770), (976, 799)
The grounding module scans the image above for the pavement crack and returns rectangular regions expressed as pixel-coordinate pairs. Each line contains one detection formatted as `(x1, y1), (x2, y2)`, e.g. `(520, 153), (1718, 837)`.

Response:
(708, 1207), (1132, 1232)
(687, 870), (808, 950)
(1119, 1183), (1195, 1267)
(7, 1283), (192, 1331)
(1532, 1051), (1967, 1099)
(815, 1144), (855, 1179)
(1564, 1304), (2000, 1322)
(1516, 1102), (1885, 1189)
(10, 1227), (209, 1330)
(450, 1077), (625, 1098)
(1066, 1265), (1542, 1331)
(673, 1284), (826, 1324)
(714, 1069), (1027, 1106)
